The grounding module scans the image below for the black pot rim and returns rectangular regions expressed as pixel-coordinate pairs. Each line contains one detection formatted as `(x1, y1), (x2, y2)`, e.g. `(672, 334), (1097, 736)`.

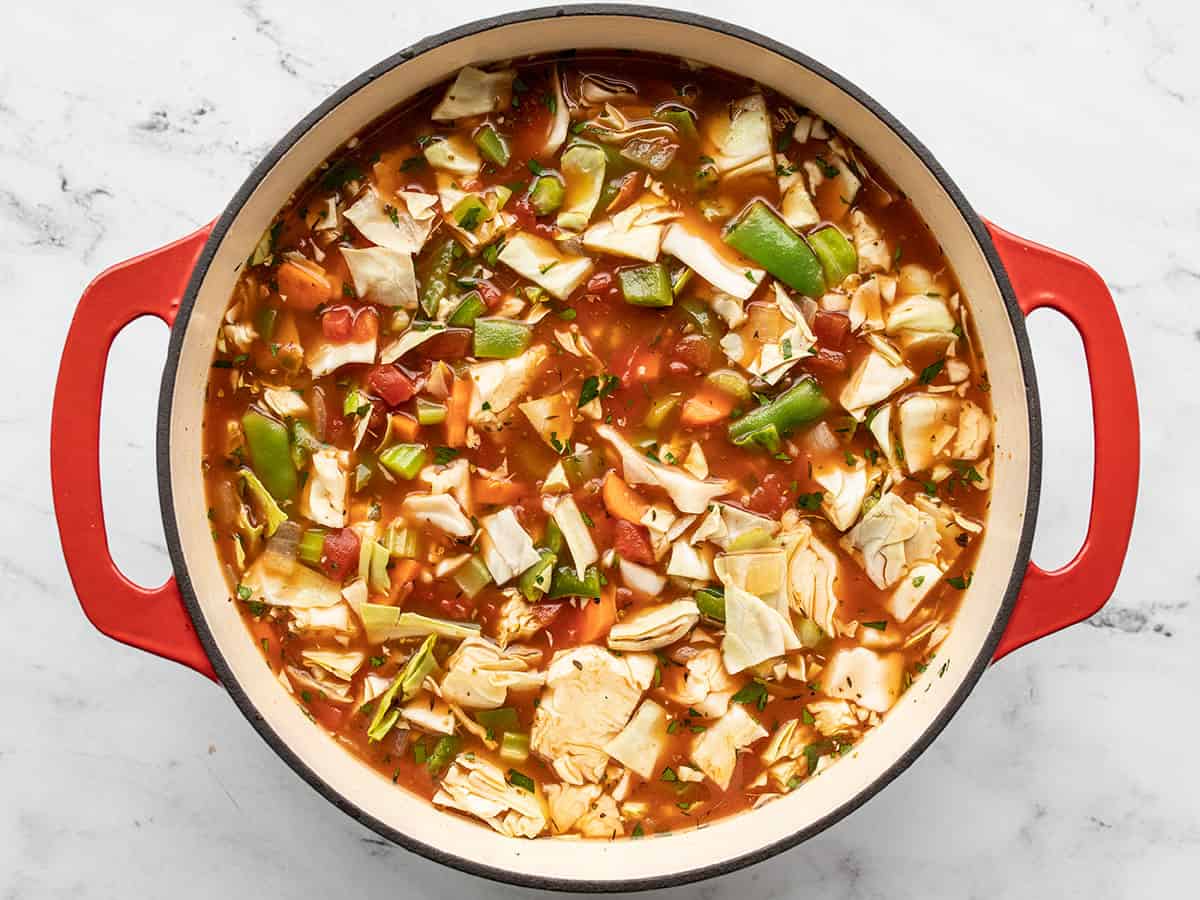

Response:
(158, 4), (1042, 893)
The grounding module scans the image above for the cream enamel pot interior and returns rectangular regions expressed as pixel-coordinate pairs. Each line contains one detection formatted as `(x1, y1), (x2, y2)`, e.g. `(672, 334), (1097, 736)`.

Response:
(51, 6), (1139, 892)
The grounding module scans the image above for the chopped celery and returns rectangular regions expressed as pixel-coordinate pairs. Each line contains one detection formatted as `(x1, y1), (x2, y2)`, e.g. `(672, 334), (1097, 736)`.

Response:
(298, 528), (326, 566)
(426, 734), (461, 775)
(728, 378), (830, 449)
(529, 174), (565, 215)
(808, 225), (858, 286)
(452, 194), (491, 232)
(653, 102), (699, 142)
(453, 555), (493, 599)
(416, 397), (448, 425)
(618, 263), (674, 307)
(236, 468), (288, 536)
(473, 317), (533, 359)
(473, 125), (510, 166)
(500, 732), (531, 763)
(695, 586), (725, 622)
(368, 634), (437, 741)
(548, 564), (602, 599)
(644, 393), (682, 430)
(241, 409), (297, 501)
(541, 517), (565, 556)
(705, 368), (752, 404)
(343, 388), (370, 417)
(368, 541), (391, 594)
(386, 524), (418, 559)
(420, 238), (457, 318)
(446, 291), (486, 327)
(379, 443), (427, 479)
(723, 200), (826, 297)
(734, 423), (782, 454)
(476, 707), (520, 738)
(518, 548), (557, 601)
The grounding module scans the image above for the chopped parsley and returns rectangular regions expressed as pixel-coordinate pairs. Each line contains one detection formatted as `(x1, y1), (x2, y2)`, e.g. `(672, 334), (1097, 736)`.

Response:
(732, 680), (770, 711)
(947, 571), (974, 590)
(919, 359), (945, 384)
(861, 620), (888, 631)
(796, 491), (824, 511)
(506, 769), (535, 792)
(433, 446), (459, 466)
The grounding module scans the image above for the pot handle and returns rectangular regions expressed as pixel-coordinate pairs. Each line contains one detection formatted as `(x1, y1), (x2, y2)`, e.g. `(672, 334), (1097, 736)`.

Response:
(986, 222), (1139, 660)
(51, 225), (217, 681)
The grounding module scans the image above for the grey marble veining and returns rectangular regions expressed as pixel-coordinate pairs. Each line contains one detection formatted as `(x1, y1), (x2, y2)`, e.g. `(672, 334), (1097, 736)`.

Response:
(3, 0), (1196, 896)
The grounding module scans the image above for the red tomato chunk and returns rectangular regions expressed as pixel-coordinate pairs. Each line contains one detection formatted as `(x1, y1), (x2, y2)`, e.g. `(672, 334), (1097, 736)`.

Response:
(319, 527), (360, 580)
(366, 365), (416, 407)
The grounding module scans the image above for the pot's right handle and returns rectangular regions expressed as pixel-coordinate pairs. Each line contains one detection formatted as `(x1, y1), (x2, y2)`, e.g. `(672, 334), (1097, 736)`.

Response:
(52, 226), (217, 681)
(986, 222), (1139, 660)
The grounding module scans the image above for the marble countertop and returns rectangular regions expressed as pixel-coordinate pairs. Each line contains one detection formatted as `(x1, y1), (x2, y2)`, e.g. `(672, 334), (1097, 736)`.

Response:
(4, 0), (1195, 896)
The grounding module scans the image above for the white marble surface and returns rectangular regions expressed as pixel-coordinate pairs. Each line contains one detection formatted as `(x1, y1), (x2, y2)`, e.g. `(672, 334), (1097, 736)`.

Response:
(3, 0), (1196, 895)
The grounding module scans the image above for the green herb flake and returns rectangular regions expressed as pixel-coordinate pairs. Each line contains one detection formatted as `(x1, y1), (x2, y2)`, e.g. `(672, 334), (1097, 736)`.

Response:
(506, 769), (536, 792)
(919, 359), (945, 385)
(861, 620), (888, 631)
(433, 446), (459, 466)
(660, 767), (679, 783)
(732, 680), (770, 712)
(796, 491), (824, 511)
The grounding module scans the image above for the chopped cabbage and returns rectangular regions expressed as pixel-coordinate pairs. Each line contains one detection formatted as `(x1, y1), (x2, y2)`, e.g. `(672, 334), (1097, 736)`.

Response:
(783, 521), (840, 637)
(343, 187), (437, 254)
(841, 492), (941, 590)
(715, 549), (801, 673)
(479, 508), (542, 586)
(242, 550), (342, 608)
(300, 448), (349, 528)
(661, 222), (764, 300)
(301, 649), (365, 681)
(595, 424), (733, 514)
(822, 646), (904, 713)
(603, 699), (670, 779)
(690, 704), (767, 789)
(432, 753), (547, 839)
(607, 600), (699, 652)
(701, 94), (774, 181)
(468, 344), (550, 429)
(440, 636), (545, 709)
(498, 232), (595, 300)
(340, 246), (418, 308)
(423, 133), (482, 176)
(547, 495), (598, 578)
(530, 646), (644, 784)
(357, 606), (482, 644)
(838, 349), (915, 420)
(400, 492), (474, 538)
(431, 66), (516, 121)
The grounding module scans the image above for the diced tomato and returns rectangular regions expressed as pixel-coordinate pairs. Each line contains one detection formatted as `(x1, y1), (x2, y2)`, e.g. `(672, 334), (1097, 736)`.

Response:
(321, 307), (353, 341)
(803, 347), (849, 375)
(366, 365), (416, 407)
(585, 271), (618, 299)
(438, 594), (474, 620)
(613, 519), (655, 565)
(477, 280), (502, 308)
(308, 698), (345, 731)
(672, 333), (714, 370)
(813, 310), (851, 350)
(353, 308), (379, 342)
(747, 473), (790, 518)
(319, 527), (360, 581)
(510, 197), (557, 237)
(530, 602), (564, 627)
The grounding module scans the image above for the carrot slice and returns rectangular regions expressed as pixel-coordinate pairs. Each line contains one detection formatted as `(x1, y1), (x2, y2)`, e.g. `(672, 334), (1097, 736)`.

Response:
(389, 412), (420, 442)
(575, 585), (617, 645)
(444, 377), (472, 447)
(602, 471), (650, 523)
(276, 259), (333, 310)
(474, 476), (526, 506)
(680, 386), (735, 428)
(388, 558), (422, 603)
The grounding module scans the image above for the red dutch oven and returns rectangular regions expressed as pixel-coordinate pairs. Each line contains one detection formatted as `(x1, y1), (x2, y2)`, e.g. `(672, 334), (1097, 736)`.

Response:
(50, 6), (1138, 892)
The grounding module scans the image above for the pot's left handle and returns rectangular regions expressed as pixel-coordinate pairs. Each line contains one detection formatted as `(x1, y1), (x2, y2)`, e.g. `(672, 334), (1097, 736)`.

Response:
(52, 225), (218, 681)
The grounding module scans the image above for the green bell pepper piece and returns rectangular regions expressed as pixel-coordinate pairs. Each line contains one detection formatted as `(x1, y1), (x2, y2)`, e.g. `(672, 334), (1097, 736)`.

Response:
(548, 564), (602, 599)
(518, 548), (557, 602)
(728, 378), (830, 448)
(653, 103), (699, 142)
(473, 125), (510, 166)
(473, 317), (532, 359)
(618, 263), (674, 307)
(241, 410), (297, 502)
(446, 290), (486, 327)
(695, 586), (725, 622)
(420, 238), (457, 318)
(426, 734), (461, 775)
(529, 174), (565, 215)
(807, 225), (858, 286)
(723, 200), (826, 297)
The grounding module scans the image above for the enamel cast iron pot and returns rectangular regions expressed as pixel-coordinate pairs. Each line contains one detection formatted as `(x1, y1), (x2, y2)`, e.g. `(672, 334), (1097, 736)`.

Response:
(50, 6), (1140, 892)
